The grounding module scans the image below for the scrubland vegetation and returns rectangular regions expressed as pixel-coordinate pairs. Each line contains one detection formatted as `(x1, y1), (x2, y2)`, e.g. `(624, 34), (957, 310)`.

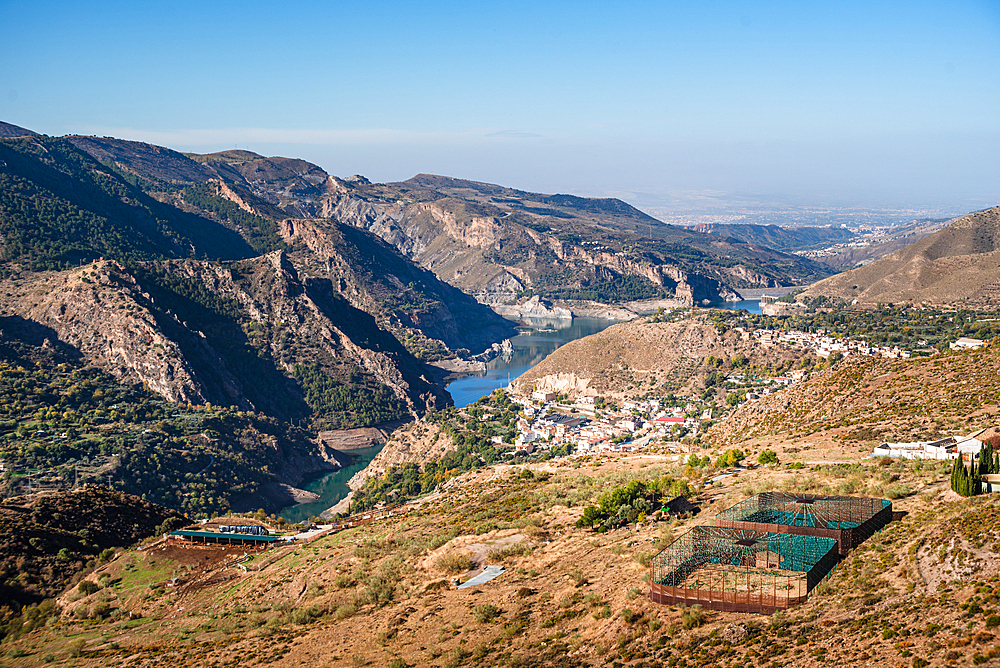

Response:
(1, 448), (995, 667)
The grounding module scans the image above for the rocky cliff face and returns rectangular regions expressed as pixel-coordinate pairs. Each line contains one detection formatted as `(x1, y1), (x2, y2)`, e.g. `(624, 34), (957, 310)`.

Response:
(320, 189), (764, 306)
(0, 255), (447, 423)
(277, 217), (516, 356)
(0, 262), (213, 404)
(346, 421), (455, 493)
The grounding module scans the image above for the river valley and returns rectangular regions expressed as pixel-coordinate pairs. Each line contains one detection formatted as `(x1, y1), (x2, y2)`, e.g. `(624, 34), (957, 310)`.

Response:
(277, 316), (621, 520)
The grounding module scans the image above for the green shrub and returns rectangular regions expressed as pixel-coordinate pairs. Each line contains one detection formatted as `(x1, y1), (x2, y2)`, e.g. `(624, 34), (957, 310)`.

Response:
(67, 639), (86, 658)
(474, 604), (502, 623)
(758, 449), (779, 465)
(681, 605), (705, 629)
(621, 608), (642, 624)
(488, 542), (533, 561)
(436, 552), (472, 575)
(78, 580), (99, 596)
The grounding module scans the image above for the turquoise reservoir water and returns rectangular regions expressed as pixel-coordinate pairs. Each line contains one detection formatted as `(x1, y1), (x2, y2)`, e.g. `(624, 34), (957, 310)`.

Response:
(278, 445), (382, 523)
(445, 317), (620, 408)
(719, 299), (762, 314)
(277, 316), (620, 520)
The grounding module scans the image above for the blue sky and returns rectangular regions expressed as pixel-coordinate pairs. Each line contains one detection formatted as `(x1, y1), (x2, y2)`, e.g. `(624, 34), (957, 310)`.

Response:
(2, 0), (998, 213)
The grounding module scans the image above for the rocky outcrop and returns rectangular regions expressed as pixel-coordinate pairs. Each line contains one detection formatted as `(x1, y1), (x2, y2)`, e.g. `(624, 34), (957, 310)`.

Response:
(0, 256), (448, 419)
(493, 296), (572, 320)
(346, 421), (454, 492)
(0, 262), (215, 404)
(278, 216), (517, 356)
(471, 338), (514, 364)
(317, 427), (391, 452)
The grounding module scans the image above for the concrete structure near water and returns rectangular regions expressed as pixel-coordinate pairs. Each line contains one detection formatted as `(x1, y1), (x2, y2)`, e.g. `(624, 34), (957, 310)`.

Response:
(168, 529), (280, 547)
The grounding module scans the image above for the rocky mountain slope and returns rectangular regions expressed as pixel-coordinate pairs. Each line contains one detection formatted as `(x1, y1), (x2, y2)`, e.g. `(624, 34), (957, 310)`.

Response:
(510, 315), (809, 400)
(1, 131), (514, 360)
(65, 136), (832, 306)
(0, 256), (447, 425)
(0, 321), (342, 515)
(316, 174), (831, 306)
(798, 206), (1000, 306)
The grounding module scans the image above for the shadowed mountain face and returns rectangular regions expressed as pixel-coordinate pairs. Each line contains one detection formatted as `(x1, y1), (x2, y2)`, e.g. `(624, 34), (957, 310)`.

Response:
(0, 121), (37, 138)
(799, 206), (1000, 307)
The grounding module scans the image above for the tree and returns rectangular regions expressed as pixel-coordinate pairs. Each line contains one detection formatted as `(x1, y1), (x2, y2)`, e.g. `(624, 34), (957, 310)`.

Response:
(716, 448), (745, 468)
(575, 505), (603, 529)
(758, 449), (779, 465)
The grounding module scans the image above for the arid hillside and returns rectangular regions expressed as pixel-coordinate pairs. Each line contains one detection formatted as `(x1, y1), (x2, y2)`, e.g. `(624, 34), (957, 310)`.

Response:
(511, 315), (811, 400)
(800, 206), (1000, 306)
(0, 488), (182, 609)
(2, 452), (998, 667)
(707, 345), (1000, 451)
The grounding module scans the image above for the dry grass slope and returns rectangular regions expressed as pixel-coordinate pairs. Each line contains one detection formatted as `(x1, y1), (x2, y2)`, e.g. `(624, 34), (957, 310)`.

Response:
(512, 317), (807, 400)
(3, 453), (999, 668)
(708, 346), (1000, 449)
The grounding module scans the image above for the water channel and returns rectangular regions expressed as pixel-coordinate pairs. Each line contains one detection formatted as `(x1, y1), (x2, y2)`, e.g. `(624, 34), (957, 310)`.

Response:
(277, 316), (621, 521)
(277, 300), (774, 520)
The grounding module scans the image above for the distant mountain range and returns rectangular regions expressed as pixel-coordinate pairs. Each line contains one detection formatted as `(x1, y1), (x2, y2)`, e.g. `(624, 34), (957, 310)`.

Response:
(688, 223), (855, 253)
(62, 134), (832, 306)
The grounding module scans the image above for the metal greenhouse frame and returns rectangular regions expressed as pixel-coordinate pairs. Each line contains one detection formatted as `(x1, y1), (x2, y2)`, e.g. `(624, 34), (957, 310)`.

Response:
(649, 526), (839, 613)
(714, 492), (892, 555)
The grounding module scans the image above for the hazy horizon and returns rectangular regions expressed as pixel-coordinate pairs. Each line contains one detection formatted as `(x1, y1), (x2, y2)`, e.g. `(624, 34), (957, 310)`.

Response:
(3, 1), (998, 218)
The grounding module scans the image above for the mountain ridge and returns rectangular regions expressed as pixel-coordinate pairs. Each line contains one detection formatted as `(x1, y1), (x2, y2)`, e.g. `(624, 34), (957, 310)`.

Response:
(798, 206), (1000, 306)
(60, 133), (833, 306)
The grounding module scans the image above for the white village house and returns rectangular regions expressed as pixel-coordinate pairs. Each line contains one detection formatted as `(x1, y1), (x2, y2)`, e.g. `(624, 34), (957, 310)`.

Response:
(873, 429), (986, 461)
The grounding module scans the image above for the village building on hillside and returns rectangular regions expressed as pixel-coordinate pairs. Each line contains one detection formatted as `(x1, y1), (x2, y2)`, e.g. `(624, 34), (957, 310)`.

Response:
(950, 337), (985, 351)
(872, 429), (986, 461)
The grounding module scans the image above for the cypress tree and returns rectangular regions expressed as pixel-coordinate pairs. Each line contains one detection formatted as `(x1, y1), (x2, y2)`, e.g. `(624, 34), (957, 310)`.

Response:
(979, 443), (994, 476)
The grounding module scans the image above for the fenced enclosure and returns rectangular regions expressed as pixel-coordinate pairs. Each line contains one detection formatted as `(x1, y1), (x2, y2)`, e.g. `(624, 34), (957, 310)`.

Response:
(650, 526), (839, 613)
(714, 493), (892, 555)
